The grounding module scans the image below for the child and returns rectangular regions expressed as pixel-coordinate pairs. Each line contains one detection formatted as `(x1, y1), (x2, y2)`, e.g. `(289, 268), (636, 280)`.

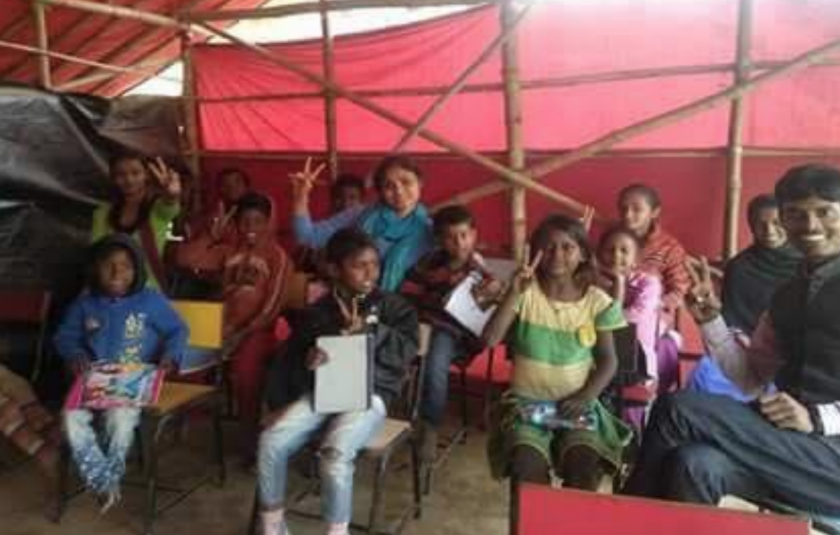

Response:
(55, 234), (188, 512)
(400, 205), (503, 465)
(617, 184), (690, 313)
(330, 173), (366, 214)
(176, 192), (292, 460)
(258, 228), (418, 535)
(484, 215), (630, 499)
(292, 156), (433, 291)
(91, 152), (182, 290)
(597, 226), (663, 383)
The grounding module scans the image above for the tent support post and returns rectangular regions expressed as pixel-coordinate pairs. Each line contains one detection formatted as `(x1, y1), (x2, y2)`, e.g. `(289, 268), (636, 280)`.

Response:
(501, 0), (526, 261)
(391, 1), (532, 153)
(32, 0), (51, 89)
(448, 32), (840, 206)
(724, 0), (753, 260)
(182, 32), (202, 189)
(319, 0), (339, 180)
(195, 20), (591, 216)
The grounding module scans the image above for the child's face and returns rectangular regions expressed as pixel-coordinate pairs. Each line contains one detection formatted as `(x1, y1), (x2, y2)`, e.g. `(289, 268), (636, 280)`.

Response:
(113, 158), (148, 199)
(538, 229), (584, 279)
(332, 186), (364, 213)
(599, 233), (638, 276)
(751, 207), (787, 249)
(336, 247), (380, 295)
(237, 209), (270, 244)
(618, 193), (659, 236)
(440, 222), (477, 264)
(220, 172), (248, 205)
(781, 195), (840, 261)
(97, 249), (135, 297)
(379, 167), (421, 218)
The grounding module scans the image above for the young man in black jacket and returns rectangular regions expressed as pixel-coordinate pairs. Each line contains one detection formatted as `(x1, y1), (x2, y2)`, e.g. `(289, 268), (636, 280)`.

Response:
(257, 228), (418, 535)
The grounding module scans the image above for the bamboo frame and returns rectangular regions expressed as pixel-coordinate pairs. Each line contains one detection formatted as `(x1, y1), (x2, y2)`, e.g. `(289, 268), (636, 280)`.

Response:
(195, 20), (589, 215)
(55, 57), (173, 91)
(319, 0), (339, 180)
(723, 0), (753, 259)
(37, 0), (187, 30)
(391, 0), (532, 153)
(32, 0), (51, 89)
(192, 0), (496, 22)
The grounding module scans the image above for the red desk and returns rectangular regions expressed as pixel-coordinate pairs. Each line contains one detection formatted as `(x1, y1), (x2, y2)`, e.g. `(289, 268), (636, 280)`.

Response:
(518, 485), (809, 535)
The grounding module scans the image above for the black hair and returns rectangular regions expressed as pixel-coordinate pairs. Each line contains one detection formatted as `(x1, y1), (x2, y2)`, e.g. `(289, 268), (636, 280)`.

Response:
(218, 167), (251, 188)
(331, 173), (366, 197)
(618, 183), (662, 210)
(746, 194), (779, 228)
(325, 228), (379, 266)
(371, 155), (422, 192)
(109, 149), (147, 173)
(235, 192), (272, 219)
(775, 164), (840, 206)
(529, 214), (597, 288)
(433, 204), (475, 237)
(598, 224), (643, 254)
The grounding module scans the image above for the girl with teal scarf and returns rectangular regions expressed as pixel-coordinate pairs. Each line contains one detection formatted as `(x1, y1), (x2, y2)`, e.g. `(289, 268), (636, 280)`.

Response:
(291, 156), (433, 291)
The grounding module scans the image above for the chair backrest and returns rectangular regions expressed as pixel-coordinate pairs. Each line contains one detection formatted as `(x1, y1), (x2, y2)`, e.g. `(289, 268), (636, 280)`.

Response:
(613, 324), (646, 385)
(171, 300), (225, 350)
(0, 288), (51, 382)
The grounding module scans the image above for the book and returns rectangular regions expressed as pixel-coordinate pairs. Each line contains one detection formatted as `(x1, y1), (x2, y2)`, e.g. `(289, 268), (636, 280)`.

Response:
(314, 334), (371, 414)
(64, 362), (165, 410)
(443, 271), (497, 337)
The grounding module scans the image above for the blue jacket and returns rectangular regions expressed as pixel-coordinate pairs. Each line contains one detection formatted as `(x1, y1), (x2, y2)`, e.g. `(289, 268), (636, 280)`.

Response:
(54, 234), (188, 366)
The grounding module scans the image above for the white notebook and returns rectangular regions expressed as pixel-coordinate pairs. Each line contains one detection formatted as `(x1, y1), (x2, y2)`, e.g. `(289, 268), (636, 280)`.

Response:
(444, 272), (497, 337)
(314, 334), (371, 414)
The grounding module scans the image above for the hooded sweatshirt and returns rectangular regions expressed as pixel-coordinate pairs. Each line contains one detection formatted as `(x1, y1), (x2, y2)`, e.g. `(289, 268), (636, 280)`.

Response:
(54, 234), (188, 366)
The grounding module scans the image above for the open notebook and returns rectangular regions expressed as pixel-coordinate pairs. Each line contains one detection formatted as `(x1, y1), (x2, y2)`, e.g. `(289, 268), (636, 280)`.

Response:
(314, 334), (372, 414)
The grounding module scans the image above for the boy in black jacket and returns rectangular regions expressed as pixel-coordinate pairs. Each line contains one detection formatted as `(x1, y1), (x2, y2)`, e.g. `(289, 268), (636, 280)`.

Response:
(257, 228), (418, 535)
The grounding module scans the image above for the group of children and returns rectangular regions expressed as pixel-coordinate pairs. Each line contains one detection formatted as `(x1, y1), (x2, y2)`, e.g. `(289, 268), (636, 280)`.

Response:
(3, 149), (704, 534)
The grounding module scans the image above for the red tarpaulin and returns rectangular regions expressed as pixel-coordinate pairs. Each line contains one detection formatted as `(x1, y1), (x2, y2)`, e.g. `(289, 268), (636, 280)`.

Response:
(192, 1), (840, 256)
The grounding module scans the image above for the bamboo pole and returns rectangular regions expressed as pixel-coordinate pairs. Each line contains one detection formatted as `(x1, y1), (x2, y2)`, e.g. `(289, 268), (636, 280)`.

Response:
(37, 0), (187, 30)
(500, 0), (527, 261)
(32, 0), (51, 89)
(182, 33), (202, 182)
(723, 0), (753, 260)
(192, 0), (497, 22)
(319, 0), (339, 180)
(56, 57), (173, 91)
(452, 33), (840, 206)
(392, 2), (532, 153)
(0, 39), (181, 82)
(195, 20), (589, 216)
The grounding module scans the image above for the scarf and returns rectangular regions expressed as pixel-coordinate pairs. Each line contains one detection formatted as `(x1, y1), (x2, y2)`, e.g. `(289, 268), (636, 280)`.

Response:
(359, 203), (433, 291)
(722, 243), (802, 335)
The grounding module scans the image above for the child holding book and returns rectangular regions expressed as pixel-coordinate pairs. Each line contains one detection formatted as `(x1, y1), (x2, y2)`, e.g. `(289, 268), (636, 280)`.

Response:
(400, 205), (503, 466)
(257, 228), (418, 535)
(484, 215), (631, 502)
(55, 234), (188, 512)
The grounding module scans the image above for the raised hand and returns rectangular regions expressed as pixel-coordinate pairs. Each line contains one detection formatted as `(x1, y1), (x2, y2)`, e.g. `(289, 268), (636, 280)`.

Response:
(290, 157), (326, 203)
(337, 294), (365, 335)
(580, 205), (595, 232)
(209, 201), (236, 242)
(685, 256), (721, 323)
(511, 245), (543, 295)
(148, 157), (182, 200)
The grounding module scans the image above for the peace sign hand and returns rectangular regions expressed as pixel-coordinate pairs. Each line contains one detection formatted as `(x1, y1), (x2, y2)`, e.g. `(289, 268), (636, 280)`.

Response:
(210, 201), (236, 242)
(685, 256), (721, 324)
(338, 295), (365, 335)
(290, 157), (326, 202)
(511, 245), (543, 295)
(148, 157), (182, 200)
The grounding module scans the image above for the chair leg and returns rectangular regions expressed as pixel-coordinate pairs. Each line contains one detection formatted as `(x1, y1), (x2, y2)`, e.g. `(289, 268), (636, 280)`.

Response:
(458, 367), (468, 444)
(213, 398), (226, 486)
(367, 454), (390, 535)
(51, 444), (71, 523)
(410, 439), (422, 520)
(248, 487), (260, 535)
(141, 417), (159, 535)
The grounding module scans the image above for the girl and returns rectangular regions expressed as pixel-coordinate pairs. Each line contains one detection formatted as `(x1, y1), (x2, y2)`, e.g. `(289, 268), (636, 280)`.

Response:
(291, 156), (433, 291)
(617, 184), (690, 313)
(484, 215), (631, 499)
(91, 152), (182, 291)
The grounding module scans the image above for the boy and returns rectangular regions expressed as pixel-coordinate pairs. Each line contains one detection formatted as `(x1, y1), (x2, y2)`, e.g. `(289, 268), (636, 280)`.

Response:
(55, 234), (188, 512)
(400, 205), (503, 466)
(330, 173), (366, 214)
(258, 228), (418, 535)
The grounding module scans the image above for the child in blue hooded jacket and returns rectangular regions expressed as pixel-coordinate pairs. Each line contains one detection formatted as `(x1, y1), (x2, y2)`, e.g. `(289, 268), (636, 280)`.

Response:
(55, 234), (188, 512)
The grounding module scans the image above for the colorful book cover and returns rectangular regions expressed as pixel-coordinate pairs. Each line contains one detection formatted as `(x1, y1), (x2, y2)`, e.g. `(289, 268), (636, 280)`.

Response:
(64, 362), (165, 410)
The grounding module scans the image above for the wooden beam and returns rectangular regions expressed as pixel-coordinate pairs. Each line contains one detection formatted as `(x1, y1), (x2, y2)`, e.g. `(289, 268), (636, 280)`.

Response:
(723, 0), (753, 259)
(38, 0), (187, 30)
(32, 0), (51, 89)
(500, 0), (527, 261)
(191, 0), (495, 22)
(196, 20), (590, 216)
(451, 32), (840, 206)
(55, 57), (173, 91)
(391, 0), (532, 153)
(319, 0), (339, 180)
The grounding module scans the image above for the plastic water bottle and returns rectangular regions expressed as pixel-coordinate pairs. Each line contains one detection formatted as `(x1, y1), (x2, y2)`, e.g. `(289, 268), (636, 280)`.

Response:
(520, 401), (596, 431)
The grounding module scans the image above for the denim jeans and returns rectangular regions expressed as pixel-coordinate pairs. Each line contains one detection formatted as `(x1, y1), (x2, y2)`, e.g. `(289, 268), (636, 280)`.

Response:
(64, 407), (141, 494)
(258, 394), (386, 523)
(420, 327), (469, 426)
